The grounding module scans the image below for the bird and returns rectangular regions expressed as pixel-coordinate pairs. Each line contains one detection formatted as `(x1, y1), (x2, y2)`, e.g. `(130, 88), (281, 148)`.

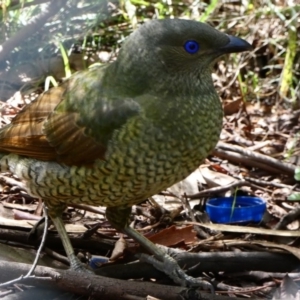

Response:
(0, 18), (252, 288)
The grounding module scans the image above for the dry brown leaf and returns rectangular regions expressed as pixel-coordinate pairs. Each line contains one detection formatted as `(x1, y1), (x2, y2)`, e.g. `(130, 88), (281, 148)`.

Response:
(148, 225), (197, 247)
(223, 98), (242, 115)
(110, 235), (127, 261)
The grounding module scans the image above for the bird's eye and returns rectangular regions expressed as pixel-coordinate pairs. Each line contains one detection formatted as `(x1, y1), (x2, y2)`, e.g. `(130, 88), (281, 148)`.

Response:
(184, 40), (199, 54)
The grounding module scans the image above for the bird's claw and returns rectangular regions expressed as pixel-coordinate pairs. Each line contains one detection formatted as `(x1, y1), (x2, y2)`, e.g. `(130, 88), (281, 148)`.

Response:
(139, 252), (213, 292)
(72, 264), (94, 274)
(69, 255), (94, 274)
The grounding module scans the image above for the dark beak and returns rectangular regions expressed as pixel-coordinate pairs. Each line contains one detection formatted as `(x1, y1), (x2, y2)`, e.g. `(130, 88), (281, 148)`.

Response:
(220, 35), (253, 54)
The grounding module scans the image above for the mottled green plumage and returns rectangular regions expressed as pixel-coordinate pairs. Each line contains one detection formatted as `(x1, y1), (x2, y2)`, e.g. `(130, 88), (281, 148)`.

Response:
(0, 19), (252, 286)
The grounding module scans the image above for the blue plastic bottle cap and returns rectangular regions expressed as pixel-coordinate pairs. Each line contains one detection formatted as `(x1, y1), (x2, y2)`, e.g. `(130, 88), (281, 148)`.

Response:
(205, 196), (266, 224)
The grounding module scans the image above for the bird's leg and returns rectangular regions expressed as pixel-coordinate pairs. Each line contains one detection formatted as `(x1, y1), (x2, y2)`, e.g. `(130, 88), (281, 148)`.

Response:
(106, 206), (213, 290)
(46, 203), (89, 272)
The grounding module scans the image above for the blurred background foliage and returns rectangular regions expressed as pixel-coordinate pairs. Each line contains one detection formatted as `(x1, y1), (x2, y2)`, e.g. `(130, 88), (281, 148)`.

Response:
(0, 0), (299, 108)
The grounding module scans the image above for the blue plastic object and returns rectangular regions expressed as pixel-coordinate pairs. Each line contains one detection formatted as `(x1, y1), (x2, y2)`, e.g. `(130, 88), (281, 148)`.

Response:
(89, 255), (109, 269)
(205, 196), (266, 224)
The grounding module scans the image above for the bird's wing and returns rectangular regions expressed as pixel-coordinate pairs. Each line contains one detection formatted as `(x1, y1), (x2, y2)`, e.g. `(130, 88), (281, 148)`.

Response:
(0, 68), (141, 165)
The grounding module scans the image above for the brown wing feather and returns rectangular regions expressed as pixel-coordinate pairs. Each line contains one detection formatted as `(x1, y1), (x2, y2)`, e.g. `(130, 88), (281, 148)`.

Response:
(0, 86), (65, 160)
(43, 111), (106, 165)
(0, 84), (106, 165)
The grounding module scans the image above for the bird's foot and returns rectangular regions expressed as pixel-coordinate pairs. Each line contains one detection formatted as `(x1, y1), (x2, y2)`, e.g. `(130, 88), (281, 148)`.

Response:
(69, 253), (94, 274)
(139, 249), (213, 292)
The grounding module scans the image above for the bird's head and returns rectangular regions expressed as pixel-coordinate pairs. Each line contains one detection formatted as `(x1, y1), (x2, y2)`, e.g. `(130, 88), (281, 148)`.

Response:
(112, 18), (252, 95)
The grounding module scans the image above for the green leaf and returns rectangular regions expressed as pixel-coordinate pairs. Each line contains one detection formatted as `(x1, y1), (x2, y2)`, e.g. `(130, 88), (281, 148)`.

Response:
(294, 167), (300, 181)
(288, 193), (300, 201)
(59, 42), (72, 79)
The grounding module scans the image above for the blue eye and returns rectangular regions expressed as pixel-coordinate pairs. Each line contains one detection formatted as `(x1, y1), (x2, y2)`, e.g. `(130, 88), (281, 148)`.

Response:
(184, 40), (199, 54)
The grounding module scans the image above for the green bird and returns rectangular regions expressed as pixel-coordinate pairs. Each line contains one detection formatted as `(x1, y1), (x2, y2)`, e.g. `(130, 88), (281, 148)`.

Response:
(0, 19), (252, 287)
